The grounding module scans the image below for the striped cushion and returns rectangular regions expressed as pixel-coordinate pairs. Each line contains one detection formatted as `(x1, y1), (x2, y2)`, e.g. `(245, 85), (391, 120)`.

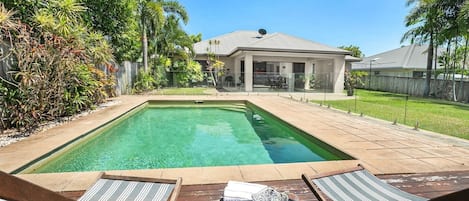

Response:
(312, 170), (428, 201)
(78, 178), (175, 201)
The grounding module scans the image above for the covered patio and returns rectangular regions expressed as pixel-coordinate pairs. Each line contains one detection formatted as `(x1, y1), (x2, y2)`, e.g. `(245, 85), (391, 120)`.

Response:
(194, 30), (350, 92)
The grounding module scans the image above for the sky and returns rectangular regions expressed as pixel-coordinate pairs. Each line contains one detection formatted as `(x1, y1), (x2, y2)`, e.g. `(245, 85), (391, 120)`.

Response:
(178, 0), (413, 57)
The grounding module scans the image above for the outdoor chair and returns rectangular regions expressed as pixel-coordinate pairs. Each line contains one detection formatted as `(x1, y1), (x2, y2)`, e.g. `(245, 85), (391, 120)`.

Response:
(0, 171), (182, 201)
(301, 164), (469, 201)
(224, 76), (234, 87)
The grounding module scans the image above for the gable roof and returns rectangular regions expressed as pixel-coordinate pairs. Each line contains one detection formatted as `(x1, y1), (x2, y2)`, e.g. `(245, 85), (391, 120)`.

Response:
(345, 55), (362, 62)
(351, 44), (441, 70)
(194, 30), (350, 56)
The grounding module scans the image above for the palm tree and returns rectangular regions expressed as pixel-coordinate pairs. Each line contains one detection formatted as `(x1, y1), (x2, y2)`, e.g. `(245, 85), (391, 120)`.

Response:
(138, 0), (188, 72)
(402, 0), (442, 97)
(458, 0), (469, 100)
(158, 16), (194, 61)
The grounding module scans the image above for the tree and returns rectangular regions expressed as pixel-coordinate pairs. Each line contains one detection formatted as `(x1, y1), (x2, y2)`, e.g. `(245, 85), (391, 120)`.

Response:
(206, 40), (225, 87)
(137, 0), (188, 72)
(402, 0), (444, 97)
(459, 0), (469, 101)
(344, 70), (368, 96)
(338, 45), (364, 58)
(155, 15), (198, 87)
(81, 0), (140, 63)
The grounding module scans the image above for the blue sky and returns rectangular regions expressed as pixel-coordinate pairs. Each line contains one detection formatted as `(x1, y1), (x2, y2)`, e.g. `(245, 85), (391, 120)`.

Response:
(178, 0), (412, 57)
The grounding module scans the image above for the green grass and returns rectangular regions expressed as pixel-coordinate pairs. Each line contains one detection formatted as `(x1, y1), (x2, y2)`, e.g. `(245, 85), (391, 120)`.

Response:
(313, 90), (469, 140)
(151, 87), (209, 95)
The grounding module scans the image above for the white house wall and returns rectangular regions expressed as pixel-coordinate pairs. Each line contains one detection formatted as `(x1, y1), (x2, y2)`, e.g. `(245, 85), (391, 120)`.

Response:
(333, 57), (345, 93)
(196, 53), (346, 92)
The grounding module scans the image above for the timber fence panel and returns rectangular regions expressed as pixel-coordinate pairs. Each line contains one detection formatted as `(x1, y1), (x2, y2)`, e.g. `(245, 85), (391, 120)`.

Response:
(363, 75), (469, 102)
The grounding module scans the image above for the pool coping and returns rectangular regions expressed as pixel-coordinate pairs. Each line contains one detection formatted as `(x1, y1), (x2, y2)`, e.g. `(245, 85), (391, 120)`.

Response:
(2, 95), (469, 192)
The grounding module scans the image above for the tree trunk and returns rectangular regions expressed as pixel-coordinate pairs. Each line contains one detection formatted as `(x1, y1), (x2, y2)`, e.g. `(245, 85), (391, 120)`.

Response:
(140, 9), (148, 72)
(445, 41), (451, 80)
(432, 42), (439, 95)
(459, 37), (468, 102)
(210, 70), (217, 86)
(434, 32), (439, 81)
(424, 34), (434, 97)
(142, 27), (148, 72)
(451, 37), (458, 102)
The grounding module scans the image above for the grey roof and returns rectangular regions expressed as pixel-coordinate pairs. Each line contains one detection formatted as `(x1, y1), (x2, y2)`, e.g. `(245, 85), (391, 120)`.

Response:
(351, 44), (441, 70)
(194, 30), (350, 56)
(345, 55), (362, 62)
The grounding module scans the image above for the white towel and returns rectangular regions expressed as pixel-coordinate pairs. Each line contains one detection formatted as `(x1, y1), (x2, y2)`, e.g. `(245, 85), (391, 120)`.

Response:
(223, 181), (268, 200)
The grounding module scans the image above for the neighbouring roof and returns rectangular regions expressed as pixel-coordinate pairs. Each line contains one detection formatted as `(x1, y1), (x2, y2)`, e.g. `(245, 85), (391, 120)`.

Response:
(351, 44), (442, 70)
(345, 55), (362, 62)
(194, 30), (350, 56)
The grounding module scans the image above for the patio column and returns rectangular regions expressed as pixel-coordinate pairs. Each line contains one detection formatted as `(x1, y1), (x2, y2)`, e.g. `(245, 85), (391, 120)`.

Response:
(332, 57), (345, 93)
(304, 60), (314, 90)
(245, 54), (253, 92)
(234, 57), (241, 87)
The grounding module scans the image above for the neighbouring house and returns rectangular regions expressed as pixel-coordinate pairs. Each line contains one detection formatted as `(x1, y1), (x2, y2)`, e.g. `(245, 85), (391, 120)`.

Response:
(193, 30), (351, 92)
(351, 44), (443, 78)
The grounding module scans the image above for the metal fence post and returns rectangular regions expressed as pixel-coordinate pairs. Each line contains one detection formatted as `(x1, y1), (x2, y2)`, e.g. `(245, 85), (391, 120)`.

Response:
(404, 95), (409, 124)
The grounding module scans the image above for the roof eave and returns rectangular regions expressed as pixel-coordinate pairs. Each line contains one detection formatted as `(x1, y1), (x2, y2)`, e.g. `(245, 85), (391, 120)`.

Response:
(227, 47), (350, 57)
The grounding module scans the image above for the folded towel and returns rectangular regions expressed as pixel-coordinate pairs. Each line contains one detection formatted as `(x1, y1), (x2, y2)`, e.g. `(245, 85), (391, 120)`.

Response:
(223, 181), (268, 200)
(252, 187), (289, 201)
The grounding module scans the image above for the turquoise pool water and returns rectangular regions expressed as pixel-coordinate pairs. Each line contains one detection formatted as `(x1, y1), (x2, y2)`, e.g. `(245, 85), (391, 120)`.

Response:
(28, 102), (351, 173)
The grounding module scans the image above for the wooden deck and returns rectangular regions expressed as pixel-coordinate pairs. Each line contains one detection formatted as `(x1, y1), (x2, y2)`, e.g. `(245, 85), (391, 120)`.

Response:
(60, 170), (469, 200)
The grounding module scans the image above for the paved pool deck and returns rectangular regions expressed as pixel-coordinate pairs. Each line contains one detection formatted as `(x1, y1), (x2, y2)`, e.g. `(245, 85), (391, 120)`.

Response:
(1, 94), (469, 193)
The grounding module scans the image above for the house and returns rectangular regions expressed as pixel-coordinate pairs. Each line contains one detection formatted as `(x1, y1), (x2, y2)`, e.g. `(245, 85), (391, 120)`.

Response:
(351, 44), (442, 78)
(193, 30), (351, 92)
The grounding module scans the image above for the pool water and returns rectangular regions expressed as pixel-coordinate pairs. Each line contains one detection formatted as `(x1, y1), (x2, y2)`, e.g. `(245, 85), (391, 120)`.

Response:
(29, 102), (350, 173)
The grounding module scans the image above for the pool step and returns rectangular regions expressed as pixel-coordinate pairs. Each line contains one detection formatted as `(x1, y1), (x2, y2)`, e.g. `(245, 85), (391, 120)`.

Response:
(220, 107), (246, 113)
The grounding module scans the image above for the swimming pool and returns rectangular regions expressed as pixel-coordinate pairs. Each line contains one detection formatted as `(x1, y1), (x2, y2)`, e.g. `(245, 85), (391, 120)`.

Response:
(22, 101), (352, 173)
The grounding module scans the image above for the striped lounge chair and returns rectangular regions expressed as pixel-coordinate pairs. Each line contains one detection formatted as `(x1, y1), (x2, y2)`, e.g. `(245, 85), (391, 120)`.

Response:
(302, 164), (469, 201)
(0, 171), (182, 201)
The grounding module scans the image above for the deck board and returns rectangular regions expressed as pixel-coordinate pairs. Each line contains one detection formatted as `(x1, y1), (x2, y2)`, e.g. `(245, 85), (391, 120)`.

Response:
(60, 170), (469, 200)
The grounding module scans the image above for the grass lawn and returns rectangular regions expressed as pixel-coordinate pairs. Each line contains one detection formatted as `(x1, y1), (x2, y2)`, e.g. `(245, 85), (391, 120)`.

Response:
(314, 89), (469, 140)
(151, 87), (210, 95)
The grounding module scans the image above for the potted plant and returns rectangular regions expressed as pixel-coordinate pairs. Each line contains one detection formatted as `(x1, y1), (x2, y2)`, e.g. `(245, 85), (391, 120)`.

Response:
(345, 70), (368, 96)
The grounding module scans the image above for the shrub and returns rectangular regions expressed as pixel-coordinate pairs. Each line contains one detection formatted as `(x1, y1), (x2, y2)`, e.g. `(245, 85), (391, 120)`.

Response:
(0, 9), (115, 131)
(133, 68), (156, 93)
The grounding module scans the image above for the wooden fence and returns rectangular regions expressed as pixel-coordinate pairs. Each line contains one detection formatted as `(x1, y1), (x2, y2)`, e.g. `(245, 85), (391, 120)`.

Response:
(363, 75), (469, 102)
(115, 61), (138, 95)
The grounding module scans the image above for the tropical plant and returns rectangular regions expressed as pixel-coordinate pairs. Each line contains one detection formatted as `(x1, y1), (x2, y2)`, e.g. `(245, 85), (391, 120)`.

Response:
(81, 0), (140, 63)
(133, 68), (157, 93)
(174, 60), (203, 87)
(205, 40), (225, 87)
(138, 0), (188, 72)
(151, 14), (196, 87)
(402, 0), (443, 97)
(403, 0), (469, 101)
(33, 0), (87, 38)
(0, 3), (115, 131)
(344, 70), (368, 96)
(338, 45), (364, 58)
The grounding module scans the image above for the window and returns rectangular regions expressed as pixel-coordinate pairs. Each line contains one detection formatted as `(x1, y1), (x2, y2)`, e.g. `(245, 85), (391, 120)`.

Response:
(413, 71), (424, 78)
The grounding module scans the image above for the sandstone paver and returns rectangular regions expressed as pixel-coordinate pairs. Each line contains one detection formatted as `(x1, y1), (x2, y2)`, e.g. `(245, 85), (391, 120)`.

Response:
(1, 95), (469, 192)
